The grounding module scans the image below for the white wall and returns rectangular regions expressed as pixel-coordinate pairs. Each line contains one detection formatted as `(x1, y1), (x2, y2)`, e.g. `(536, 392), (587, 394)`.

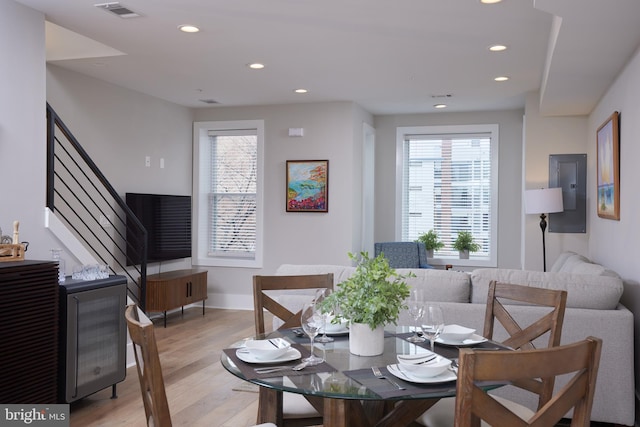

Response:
(588, 45), (640, 280)
(522, 92), (589, 271)
(373, 110), (525, 269)
(0, 1), (58, 261)
(192, 103), (373, 308)
(588, 45), (640, 411)
(46, 65), (193, 198)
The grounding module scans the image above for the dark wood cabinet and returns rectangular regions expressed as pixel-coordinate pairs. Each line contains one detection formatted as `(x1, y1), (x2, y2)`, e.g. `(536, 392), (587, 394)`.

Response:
(0, 260), (59, 403)
(145, 269), (208, 326)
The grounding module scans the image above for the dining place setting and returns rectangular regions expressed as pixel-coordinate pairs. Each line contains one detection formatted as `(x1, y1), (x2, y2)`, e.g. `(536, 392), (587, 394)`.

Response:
(340, 289), (499, 397)
(342, 306), (505, 400)
(222, 293), (343, 380)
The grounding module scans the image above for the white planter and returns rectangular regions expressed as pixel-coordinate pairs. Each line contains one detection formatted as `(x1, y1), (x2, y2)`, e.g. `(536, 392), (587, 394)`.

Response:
(349, 323), (385, 356)
(426, 249), (434, 259)
(459, 249), (469, 259)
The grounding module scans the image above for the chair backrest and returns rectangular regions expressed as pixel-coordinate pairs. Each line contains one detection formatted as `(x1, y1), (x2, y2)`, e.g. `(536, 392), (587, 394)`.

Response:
(483, 280), (567, 406)
(374, 241), (430, 268)
(454, 336), (602, 427)
(253, 274), (333, 336)
(483, 280), (567, 350)
(125, 304), (172, 427)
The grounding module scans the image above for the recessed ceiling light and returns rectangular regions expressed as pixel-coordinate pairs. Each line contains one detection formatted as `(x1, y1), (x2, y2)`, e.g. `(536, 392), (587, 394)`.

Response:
(434, 104), (447, 109)
(494, 76), (509, 82)
(294, 89), (308, 94)
(480, 0), (502, 4)
(248, 63), (265, 70)
(178, 25), (200, 33)
(489, 44), (507, 52)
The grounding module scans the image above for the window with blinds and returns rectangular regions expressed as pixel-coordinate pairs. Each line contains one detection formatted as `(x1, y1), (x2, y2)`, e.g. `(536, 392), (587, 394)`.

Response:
(208, 130), (257, 258)
(397, 124), (498, 265)
(193, 120), (264, 268)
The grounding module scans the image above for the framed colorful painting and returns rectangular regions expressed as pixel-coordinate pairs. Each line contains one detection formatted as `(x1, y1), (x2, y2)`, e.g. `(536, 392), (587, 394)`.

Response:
(286, 160), (328, 212)
(596, 111), (620, 220)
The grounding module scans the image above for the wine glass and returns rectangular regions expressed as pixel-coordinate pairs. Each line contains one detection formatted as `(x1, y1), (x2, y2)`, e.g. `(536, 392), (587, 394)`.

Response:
(300, 302), (324, 366)
(406, 289), (425, 343)
(421, 304), (445, 351)
(315, 289), (334, 343)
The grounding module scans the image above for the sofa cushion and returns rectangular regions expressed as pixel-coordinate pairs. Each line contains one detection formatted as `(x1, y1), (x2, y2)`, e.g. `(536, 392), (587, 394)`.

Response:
(550, 251), (620, 277)
(471, 268), (623, 310)
(549, 251), (589, 273)
(396, 269), (470, 303)
(276, 264), (471, 303)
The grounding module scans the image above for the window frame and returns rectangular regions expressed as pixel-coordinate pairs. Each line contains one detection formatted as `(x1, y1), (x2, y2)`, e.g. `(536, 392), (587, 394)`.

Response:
(192, 120), (264, 268)
(395, 124), (498, 268)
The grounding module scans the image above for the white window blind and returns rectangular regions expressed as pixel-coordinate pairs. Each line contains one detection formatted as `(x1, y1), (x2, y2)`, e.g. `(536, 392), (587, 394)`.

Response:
(208, 129), (257, 258)
(397, 125), (498, 265)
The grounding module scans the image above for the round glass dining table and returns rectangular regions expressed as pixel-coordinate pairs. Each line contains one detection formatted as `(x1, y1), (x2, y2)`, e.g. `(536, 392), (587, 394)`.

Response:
(220, 327), (504, 427)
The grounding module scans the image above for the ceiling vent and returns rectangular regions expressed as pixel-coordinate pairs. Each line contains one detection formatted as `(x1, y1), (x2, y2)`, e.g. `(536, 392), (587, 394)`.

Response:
(199, 99), (219, 105)
(94, 2), (140, 18)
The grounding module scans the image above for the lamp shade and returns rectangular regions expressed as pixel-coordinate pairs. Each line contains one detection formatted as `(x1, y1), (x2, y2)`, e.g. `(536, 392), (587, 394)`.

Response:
(525, 188), (564, 214)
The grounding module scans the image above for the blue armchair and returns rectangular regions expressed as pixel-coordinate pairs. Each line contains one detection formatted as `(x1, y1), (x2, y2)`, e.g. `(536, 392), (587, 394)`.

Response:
(374, 242), (432, 269)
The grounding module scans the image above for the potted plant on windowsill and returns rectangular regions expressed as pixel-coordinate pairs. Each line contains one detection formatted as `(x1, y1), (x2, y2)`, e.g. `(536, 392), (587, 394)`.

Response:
(453, 231), (480, 259)
(416, 229), (444, 258)
(320, 252), (412, 356)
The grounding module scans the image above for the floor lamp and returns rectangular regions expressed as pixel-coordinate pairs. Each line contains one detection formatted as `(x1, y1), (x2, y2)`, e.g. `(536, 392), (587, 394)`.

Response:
(525, 188), (564, 272)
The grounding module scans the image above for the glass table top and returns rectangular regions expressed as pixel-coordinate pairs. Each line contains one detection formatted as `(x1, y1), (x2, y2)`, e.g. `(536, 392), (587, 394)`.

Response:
(220, 326), (505, 401)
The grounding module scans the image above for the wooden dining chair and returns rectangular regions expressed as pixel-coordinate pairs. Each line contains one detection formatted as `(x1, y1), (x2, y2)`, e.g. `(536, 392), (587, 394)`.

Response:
(253, 273), (334, 336)
(252, 274), (333, 427)
(125, 304), (172, 427)
(418, 281), (568, 426)
(454, 336), (602, 427)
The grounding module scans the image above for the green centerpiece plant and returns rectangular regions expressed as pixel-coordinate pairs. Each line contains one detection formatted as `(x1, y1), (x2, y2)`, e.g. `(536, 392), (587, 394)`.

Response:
(320, 251), (413, 355)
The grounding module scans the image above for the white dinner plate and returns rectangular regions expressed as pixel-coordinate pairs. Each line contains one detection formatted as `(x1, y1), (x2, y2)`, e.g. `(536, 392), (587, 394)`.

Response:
(387, 364), (457, 384)
(236, 347), (302, 364)
(322, 326), (350, 336)
(435, 333), (488, 347)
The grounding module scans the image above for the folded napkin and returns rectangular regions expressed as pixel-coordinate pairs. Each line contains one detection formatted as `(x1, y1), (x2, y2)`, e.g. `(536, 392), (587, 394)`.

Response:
(342, 367), (457, 399)
(223, 344), (337, 380)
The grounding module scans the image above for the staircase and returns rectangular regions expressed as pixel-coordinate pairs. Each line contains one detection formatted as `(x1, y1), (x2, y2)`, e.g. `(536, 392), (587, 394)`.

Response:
(46, 103), (148, 310)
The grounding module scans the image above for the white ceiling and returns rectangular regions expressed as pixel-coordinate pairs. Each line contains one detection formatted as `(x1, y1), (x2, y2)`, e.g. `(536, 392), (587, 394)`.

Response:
(16, 0), (640, 116)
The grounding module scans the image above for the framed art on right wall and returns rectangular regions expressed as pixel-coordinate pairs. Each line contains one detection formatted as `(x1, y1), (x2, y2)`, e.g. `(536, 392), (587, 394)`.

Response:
(597, 111), (620, 220)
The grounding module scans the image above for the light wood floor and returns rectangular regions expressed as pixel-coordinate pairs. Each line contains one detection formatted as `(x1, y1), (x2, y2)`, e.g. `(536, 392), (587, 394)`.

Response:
(69, 307), (618, 427)
(70, 307), (264, 427)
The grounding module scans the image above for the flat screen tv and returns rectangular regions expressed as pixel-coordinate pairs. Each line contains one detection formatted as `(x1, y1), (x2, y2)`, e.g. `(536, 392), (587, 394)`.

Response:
(125, 193), (192, 266)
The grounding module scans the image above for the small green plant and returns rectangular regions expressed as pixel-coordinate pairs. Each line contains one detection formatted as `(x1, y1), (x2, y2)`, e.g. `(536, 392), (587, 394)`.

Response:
(319, 252), (413, 330)
(453, 231), (480, 252)
(416, 229), (444, 251)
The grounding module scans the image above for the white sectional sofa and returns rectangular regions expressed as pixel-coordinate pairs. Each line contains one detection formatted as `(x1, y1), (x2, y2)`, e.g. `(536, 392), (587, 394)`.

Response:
(276, 252), (635, 426)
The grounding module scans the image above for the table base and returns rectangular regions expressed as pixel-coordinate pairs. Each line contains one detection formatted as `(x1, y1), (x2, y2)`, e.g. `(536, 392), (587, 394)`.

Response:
(258, 387), (441, 427)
